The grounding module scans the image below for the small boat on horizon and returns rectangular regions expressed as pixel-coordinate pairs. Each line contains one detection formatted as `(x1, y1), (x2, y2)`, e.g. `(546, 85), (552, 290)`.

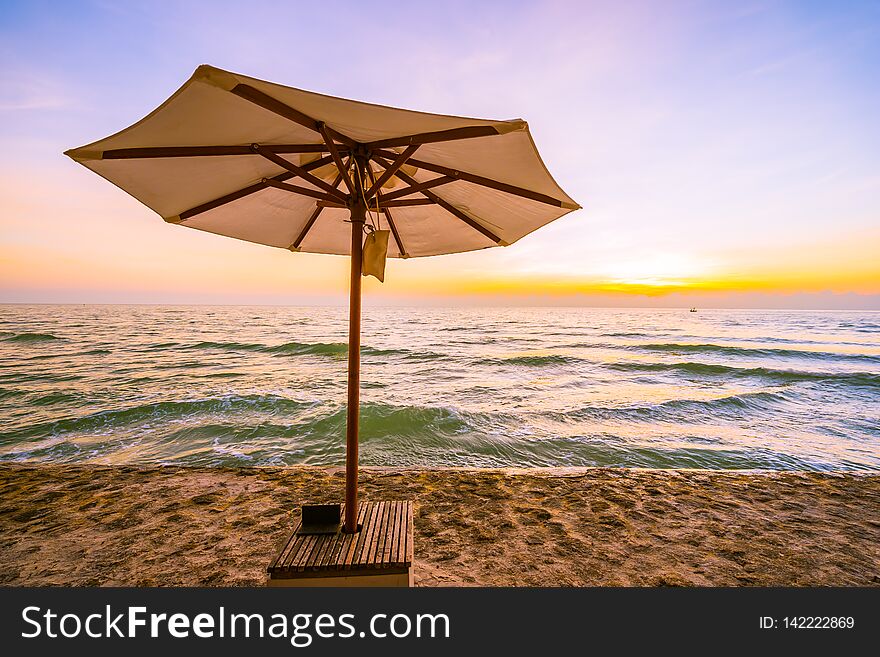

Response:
(689, 308), (697, 312)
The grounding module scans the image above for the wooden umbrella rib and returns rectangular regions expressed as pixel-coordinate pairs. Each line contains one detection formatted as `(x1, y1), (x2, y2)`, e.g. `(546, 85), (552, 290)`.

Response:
(319, 124), (354, 194)
(374, 156), (502, 244)
(179, 173), (287, 220)
(289, 207), (324, 250)
(378, 175), (456, 202)
(372, 149), (568, 208)
(321, 125), (358, 148)
(229, 83), (358, 148)
(427, 192), (503, 243)
(100, 144), (328, 159)
(230, 83), (320, 132)
(365, 125), (501, 149)
(253, 145), (348, 201)
(263, 178), (345, 203)
(290, 171), (345, 249)
(380, 198), (436, 208)
(299, 153), (335, 172)
(365, 164), (408, 257)
(383, 207), (407, 257)
(175, 154), (337, 221)
(364, 145), (419, 198)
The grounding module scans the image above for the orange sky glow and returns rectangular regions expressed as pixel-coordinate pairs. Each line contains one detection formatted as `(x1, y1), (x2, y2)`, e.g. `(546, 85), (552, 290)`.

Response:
(1, 1), (878, 309)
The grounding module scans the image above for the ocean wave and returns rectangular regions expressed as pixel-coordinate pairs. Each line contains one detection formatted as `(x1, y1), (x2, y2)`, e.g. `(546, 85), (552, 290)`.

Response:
(3, 332), (62, 343)
(263, 341), (349, 356)
(0, 394), (316, 443)
(0, 372), (84, 384)
(559, 391), (788, 424)
(637, 342), (880, 364)
(179, 339), (441, 360)
(29, 391), (82, 406)
(607, 361), (880, 387)
(0, 388), (26, 401)
(477, 354), (581, 367)
(296, 401), (480, 439)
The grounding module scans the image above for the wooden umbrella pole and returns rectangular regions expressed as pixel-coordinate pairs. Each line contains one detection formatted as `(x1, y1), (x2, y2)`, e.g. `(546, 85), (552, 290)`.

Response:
(344, 183), (366, 533)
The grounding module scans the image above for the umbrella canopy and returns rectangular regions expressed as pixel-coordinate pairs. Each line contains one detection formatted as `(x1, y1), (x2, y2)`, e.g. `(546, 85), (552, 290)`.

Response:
(65, 65), (578, 258)
(65, 65), (580, 532)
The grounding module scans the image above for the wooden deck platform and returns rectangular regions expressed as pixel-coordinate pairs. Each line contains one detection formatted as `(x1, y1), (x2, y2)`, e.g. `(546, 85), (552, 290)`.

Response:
(267, 501), (413, 587)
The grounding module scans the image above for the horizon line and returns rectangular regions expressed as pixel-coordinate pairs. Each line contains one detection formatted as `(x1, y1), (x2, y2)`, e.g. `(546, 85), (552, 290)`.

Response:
(2, 301), (878, 312)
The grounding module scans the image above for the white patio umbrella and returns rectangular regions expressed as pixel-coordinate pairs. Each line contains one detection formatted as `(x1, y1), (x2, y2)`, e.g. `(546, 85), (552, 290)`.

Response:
(66, 65), (580, 533)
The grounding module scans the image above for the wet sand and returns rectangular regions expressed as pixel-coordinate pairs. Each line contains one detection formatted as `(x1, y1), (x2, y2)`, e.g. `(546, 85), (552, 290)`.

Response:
(0, 464), (878, 586)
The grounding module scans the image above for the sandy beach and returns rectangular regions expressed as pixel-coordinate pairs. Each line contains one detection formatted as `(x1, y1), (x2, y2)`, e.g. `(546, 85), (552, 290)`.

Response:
(1, 464), (878, 587)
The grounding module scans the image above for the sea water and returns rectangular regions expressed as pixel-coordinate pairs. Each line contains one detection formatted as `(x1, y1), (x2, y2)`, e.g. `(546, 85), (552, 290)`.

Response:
(1, 305), (878, 471)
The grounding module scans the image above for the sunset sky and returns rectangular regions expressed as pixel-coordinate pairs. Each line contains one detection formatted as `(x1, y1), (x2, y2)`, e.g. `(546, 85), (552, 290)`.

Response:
(1, 0), (878, 308)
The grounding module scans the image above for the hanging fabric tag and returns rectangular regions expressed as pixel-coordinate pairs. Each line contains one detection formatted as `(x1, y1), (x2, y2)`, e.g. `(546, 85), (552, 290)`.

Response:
(362, 230), (390, 282)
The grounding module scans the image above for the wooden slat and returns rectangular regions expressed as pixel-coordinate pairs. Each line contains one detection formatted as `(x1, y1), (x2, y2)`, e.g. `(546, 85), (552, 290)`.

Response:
(396, 501), (406, 565)
(280, 533), (305, 571)
(319, 529), (345, 569)
(373, 149), (570, 208)
(318, 503), (348, 570)
(360, 501), (384, 567)
(378, 175), (456, 203)
(372, 502), (391, 568)
(289, 533), (316, 571)
(339, 502), (371, 570)
(365, 501), (387, 568)
(407, 502), (414, 564)
(396, 501), (407, 565)
(365, 125), (501, 149)
(295, 534), (318, 571)
(387, 502), (398, 567)
(269, 534), (293, 571)
(364, 145), (419, 198)
(360, 502), (379, 569)
(388, 500), (403, 565)
(305, 533), (333, 571)
(383, 501), (398, 567)
(380, 502), (395, 566)
(345, 502), (373, 570)
(101, 144), (327, 159)
(297, 534), (323, 570)
(351, 502), (380, 569)
(269, 517), (302, 571)
(386, 502), (398, 568)
(305, 532), (335, 571)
